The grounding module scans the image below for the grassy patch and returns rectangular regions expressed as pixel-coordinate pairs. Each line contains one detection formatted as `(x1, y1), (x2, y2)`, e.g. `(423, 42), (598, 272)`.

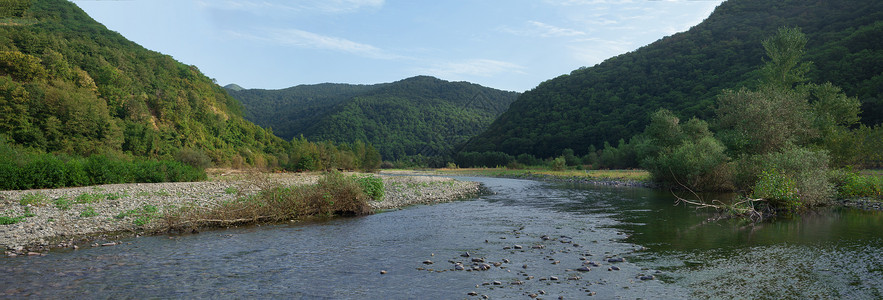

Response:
(116, 204), (161, 226)
(436, 167), (651, 182)
(832, 169), (883, 199)
(53, 197), (72, 210)
(80, 206), (98, 217)
(19, 193), (48, 206)
(224, 187), (238, 195)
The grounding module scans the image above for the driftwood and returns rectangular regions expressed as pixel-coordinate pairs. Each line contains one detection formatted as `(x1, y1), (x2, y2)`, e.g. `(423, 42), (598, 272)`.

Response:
(669, 169), (769, 222)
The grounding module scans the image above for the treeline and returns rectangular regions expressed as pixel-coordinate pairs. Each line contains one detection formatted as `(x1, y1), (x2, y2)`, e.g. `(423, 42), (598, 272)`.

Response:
(229, 76), (519, 161)
(460, 0), (883, 159)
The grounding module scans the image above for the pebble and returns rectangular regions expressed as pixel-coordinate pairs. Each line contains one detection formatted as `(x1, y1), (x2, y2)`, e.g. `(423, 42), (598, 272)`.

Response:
(607, 257), (625, 263)
(514, 245), (523, 249)
(423, 260), (434, 265)
(380, 270), (387, 274)
(577, 266), (591, 272)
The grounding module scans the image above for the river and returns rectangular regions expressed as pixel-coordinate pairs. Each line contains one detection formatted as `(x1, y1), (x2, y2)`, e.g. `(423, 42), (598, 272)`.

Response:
(2, 177), (882, 299)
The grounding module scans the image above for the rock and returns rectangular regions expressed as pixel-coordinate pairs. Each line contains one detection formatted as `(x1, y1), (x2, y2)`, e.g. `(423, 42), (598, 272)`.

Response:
(609, 266), (620, 271)
(528, 293), (538, 298)
(577, 266), (591, 272)
(502, 258), (510, 263)
(380, 270), (387, 274)
(472, 258), (485, 263)
(639, 275), (655, 280)
(455, 264), (465, 271)
(461, 252), (470, 257)
(493, 281), (502, 285)
(514, 244), (523, 249)
(101, 242), (116, 247)
(532, 245), (545, 249)
(607, 257), (625, 263)
(550, 276), (559, 280)
(468, 291), (478, 296)
(551, 260), (560, 265)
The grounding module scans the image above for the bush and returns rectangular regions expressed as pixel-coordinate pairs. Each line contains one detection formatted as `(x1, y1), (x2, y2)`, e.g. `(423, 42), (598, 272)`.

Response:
(175, 148), (213, 169)
(753, 146), (834, 208)
(752, 169), (802, 212)
(643, 136), (732, 191)
(354, 174), (384, 201)
(830, 169), (883, 199)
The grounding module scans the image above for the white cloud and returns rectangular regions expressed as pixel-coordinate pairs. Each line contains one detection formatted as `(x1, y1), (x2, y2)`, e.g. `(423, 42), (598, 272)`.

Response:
(500, 20), (585, 38)
(528, 21), (586, 37)
(227, 28), (398, 60)
(418, 59), (526, 78)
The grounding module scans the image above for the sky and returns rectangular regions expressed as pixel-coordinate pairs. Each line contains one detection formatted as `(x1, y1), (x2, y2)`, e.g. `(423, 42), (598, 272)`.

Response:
(70, 0), (725, 92)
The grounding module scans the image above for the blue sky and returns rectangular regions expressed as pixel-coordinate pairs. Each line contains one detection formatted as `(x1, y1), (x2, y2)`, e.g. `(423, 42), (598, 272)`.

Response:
(71, 0), (725, 92)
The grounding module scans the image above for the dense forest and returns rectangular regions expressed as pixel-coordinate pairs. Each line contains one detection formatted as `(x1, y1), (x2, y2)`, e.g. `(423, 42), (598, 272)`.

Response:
(228, 76), (519, 161)
(0, 0), (381, 189)
(460, 0), (883, 159)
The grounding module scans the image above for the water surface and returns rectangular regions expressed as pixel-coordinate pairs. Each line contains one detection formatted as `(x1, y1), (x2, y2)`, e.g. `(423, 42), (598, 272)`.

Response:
(2, 177), (881, 299)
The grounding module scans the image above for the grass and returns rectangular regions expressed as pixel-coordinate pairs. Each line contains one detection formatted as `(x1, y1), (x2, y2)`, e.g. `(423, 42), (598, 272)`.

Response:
(435, 167), (651, 182)
(162, 172), (376, 231)
(19, 192), (48, 206)
(115, 204), (161, 226)
(80, 206), (98, 217)
(74, 191), (129, 204)
(53, 197), (72, 210)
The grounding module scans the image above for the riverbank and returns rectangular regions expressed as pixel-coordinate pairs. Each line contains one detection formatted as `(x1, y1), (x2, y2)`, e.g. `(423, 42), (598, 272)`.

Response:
(1, 172), (480, 254)
(392, 168), (653, 188)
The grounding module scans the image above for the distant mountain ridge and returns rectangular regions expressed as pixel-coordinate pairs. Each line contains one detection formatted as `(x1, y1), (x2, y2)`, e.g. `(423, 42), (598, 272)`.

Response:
(227, 76), (519, 160)
(461, 0), (883, 158)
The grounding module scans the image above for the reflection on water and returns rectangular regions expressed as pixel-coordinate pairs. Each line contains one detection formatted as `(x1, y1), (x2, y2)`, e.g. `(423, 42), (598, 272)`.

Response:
(1, 177), (881, 299)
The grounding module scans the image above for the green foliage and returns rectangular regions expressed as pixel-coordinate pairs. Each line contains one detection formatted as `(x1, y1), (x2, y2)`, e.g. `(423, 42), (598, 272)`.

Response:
(751, 146), (834, 208)
(116, 204), (160, 226)
(79, 206), (97, 217)
(752, 169), (802, 212)
(454, 151), (514, 168)
(550, 156), (566, 171)
(230, 76), (519, 160)
(19, 192), (47, 206)
(52, 197), (71, 210)
(354, 174), (384, 201)
(0, 0), (290, 169)
(461, 0), (883, 158)
(0, 137), (207, 190)
(830, 170), (883, 199)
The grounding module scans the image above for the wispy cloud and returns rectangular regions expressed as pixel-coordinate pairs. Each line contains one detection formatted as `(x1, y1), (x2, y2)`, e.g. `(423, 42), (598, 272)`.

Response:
(500, 20), (585, 38)
(227, 28), (398, 59)
(198, 0), (384, 14)
(528, 21), (586, 37)
(417, 59), (526, 78)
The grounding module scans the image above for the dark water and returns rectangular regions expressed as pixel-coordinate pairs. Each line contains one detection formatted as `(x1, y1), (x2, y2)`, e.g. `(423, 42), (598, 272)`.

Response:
(2, 177), (882, 299)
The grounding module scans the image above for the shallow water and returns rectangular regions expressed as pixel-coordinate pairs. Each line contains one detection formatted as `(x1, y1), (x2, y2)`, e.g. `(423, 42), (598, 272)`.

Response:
(2, 177), (881, 299)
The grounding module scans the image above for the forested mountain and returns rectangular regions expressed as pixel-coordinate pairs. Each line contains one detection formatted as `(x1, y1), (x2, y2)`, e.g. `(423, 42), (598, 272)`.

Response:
(461, 0), (883, 158)
(228, 76), (519, 160)
(0, 0), (290, 166)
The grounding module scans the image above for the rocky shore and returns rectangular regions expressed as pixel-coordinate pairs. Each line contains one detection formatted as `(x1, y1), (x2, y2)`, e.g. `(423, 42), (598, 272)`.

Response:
(0, 172), (480, 254)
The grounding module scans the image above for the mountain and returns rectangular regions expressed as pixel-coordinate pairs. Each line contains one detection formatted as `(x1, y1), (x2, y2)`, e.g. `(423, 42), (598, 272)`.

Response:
(460, 0), (883, 158)
(228, 76), (519, 160)
(224, 83), (244, 91)
(0, 0), (287, 165)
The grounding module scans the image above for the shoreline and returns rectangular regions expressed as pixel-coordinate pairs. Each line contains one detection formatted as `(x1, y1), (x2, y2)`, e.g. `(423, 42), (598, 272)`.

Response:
(1, 172), (480, 255)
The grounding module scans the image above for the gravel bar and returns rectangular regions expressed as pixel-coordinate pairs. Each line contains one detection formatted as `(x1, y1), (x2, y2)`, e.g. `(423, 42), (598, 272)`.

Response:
(1, 172), (480, 253)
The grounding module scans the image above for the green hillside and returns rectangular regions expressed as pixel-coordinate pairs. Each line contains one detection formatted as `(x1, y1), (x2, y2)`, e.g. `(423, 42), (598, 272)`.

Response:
(229, 76), (519, 160)
(461, 0), (883, 158)
(0, 0), (289, 166)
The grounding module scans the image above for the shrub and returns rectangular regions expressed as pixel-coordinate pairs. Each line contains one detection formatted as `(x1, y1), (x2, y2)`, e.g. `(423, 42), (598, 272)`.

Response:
(175, 148), (212, 169)
(830, 169), (883, 199)
(355, 174), (384, 201)
(753, 146), (834, 208)
(752, 169), (802, 212)
(551, 156), (566, 171)
(643, 136), (732, 191)
(19, 192), (48, 206)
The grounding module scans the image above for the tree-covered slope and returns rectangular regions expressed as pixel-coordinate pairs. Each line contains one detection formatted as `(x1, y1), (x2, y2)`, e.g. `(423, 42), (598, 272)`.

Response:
(229, 76), (519, 159)
(0, 0), (286, 165)
(461, 0), (883, 158)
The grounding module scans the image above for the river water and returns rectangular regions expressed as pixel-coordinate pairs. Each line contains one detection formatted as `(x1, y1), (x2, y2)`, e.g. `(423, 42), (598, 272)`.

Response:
(2, 177), (882, 299)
